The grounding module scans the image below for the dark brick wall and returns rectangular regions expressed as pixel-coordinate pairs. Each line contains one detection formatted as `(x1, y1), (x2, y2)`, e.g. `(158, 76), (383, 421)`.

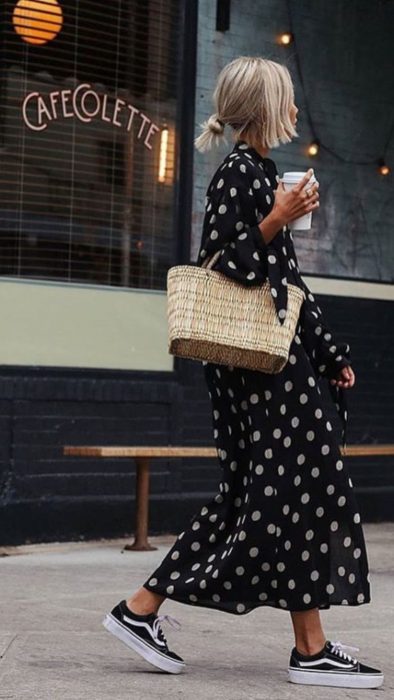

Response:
(0, 293), (393, 545)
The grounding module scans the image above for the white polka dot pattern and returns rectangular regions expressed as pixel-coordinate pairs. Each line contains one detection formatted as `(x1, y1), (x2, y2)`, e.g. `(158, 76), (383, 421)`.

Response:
(196, 141), (293, 327)
(142, 140), (369, 616)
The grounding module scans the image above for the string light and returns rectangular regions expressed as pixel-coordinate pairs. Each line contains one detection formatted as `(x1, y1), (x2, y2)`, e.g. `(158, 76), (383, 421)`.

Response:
(378, 158), (390, 176)
(277, 32), (293, 46)
(307, 139), (320, 157)
(283, 0), (392, 176)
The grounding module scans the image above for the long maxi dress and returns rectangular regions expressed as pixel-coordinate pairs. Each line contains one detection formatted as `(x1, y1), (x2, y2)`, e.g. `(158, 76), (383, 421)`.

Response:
(142, 139), (371, 614)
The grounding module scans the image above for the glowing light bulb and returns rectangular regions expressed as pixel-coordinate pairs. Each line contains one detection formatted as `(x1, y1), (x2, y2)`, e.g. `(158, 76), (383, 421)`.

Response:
(308, 140), (320, 157)
(278, 32), (293, 46)
(377, 159), (390, 176)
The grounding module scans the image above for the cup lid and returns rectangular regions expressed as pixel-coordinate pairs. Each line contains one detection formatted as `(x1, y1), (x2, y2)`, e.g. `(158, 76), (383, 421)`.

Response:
(282, 171), (317, 183)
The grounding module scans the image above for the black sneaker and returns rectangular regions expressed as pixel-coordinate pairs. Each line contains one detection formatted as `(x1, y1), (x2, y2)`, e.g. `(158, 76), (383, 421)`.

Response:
(288, 639), (384, 688)
(102, 599), (185, 674)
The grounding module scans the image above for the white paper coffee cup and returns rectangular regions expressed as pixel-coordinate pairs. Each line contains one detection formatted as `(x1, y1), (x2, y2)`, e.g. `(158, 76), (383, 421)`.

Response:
(282, 171), (317, 231)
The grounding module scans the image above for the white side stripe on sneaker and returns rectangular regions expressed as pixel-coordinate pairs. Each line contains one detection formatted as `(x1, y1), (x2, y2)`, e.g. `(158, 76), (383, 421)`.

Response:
(122, 613), (182, 648)
(122, 615), (167, 647)
(298, 658), (356, 669)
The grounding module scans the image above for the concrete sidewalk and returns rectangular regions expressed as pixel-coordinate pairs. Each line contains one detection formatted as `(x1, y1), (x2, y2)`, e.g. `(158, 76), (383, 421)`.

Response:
(0, 523), (392, 699)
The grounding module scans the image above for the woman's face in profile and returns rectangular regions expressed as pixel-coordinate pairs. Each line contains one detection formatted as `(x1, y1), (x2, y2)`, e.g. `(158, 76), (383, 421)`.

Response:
(282, 102), (298, 141)
(290, 102), (299, 127)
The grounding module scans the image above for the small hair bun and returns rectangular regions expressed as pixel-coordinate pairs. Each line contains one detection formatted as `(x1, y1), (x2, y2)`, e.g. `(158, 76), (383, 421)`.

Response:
(208, 114), (225, 135)
(195, 113), (227, 152)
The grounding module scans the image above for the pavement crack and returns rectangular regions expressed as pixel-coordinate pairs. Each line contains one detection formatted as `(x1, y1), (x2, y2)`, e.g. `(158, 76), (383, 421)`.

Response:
(0, 635), (18, 664)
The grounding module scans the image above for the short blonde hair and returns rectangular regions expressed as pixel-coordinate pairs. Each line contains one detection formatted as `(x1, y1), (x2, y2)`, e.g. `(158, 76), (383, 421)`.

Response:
(194, 56), (298, 153)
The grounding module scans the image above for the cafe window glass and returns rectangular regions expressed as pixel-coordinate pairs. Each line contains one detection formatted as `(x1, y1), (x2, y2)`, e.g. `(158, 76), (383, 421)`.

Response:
(0, 0), (181, 289)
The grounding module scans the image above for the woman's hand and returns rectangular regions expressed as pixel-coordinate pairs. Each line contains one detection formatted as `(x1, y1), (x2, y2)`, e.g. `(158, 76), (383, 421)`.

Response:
(330, 365), (355, 389)
(272, 168), (320, 229)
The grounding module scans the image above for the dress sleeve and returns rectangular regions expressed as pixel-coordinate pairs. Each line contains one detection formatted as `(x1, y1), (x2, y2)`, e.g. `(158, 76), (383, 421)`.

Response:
(298, 276), (352, 381)
(196, 162), (283, 284)
(196, 159), (289, 323)
(295, 274), (352, 450)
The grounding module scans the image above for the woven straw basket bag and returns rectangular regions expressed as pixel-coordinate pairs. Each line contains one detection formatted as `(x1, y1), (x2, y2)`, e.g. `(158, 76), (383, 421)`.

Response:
(167, 248), (305, 373)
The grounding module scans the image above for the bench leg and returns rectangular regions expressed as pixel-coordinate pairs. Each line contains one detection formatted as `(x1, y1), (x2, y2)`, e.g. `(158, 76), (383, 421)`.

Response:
(123, 457), (157, 551)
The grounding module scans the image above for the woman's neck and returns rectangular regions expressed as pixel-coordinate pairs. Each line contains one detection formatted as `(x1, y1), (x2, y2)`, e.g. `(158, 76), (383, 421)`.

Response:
(238, 136), (269, 159)
(254, 145), (269, 159)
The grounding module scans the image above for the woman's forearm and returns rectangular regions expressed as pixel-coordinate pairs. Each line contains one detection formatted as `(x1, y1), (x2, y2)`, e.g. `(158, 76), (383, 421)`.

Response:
(257, 211), (284, 245)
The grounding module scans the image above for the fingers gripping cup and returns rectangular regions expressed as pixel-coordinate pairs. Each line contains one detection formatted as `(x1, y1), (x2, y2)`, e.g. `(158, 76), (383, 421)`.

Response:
(282, 171), (317, 231)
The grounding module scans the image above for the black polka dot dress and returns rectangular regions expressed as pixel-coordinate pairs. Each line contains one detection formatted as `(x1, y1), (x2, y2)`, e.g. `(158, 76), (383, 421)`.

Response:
(142, 139), (371, 614)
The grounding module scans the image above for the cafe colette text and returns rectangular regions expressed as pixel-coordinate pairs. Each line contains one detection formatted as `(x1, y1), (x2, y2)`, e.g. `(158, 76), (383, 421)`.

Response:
(22, 82), (160, 148)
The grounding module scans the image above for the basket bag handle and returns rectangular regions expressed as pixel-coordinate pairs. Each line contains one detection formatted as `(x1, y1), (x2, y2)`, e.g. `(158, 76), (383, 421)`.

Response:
(200, 248), (223, 270)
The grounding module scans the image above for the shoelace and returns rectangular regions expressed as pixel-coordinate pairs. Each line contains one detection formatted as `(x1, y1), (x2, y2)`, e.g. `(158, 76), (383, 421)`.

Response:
(152, 614), (182, 645)
(330, 640), (360, 664)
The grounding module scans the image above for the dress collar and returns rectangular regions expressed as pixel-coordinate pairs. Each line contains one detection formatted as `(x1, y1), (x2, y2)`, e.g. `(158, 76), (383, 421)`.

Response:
(233, 139), (270, 165)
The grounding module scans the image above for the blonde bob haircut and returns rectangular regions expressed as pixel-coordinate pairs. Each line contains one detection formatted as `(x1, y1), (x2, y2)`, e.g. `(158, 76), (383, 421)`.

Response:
(194, 56), (298, 153)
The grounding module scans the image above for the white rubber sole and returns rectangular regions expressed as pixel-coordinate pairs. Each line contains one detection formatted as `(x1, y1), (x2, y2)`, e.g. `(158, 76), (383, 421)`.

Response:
(102, 614), (185, 674)
(288, 667), (384, 688)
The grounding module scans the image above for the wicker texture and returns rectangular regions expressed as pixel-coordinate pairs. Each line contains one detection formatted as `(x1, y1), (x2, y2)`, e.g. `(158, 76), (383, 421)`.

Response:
(167, 251), (305, 374)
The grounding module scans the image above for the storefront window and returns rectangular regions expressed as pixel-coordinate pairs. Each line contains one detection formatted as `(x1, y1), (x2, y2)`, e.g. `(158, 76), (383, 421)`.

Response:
(0, 0), (181, 289)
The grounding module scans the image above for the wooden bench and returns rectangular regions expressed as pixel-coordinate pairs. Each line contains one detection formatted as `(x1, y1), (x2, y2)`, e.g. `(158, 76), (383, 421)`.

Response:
(63, 444), (394, 551)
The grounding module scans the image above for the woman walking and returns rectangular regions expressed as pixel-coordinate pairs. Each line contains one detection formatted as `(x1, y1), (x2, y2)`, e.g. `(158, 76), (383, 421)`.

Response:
(103, 57), (384, 689)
